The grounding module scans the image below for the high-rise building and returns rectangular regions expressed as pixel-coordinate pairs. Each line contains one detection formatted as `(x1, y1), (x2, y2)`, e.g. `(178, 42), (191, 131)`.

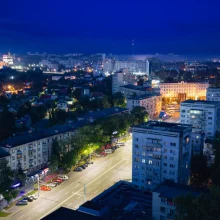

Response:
(112, 71), (136, 94)
(206, 87), (220, 101)
(180, 100), (220, 154)
(3, 52), (13, 65)
(132, 121), (192, 191)
(145, 59), (152, 77)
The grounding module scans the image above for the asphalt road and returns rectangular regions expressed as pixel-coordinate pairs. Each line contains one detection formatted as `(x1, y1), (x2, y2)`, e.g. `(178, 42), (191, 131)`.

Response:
(6, 139), (132, 220)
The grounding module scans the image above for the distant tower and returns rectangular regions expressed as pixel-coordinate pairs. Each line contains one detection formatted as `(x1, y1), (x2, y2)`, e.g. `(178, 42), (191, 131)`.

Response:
(132, 40), (134, 55)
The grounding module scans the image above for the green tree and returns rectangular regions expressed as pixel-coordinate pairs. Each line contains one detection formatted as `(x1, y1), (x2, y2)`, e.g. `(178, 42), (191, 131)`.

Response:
(102, 95), (111, 108)
(175, 186), (220, 220)
(113, 92), (126, 108)
(131, 106), (149, 125)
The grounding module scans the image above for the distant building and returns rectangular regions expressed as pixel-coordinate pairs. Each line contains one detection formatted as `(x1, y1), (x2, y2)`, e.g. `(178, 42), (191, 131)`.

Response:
(146, 59), (152, 78)
(206, 87), (220, 101)
(159, 81), (209, 101)
(126, 94), (162, 117)
(132, 121), (192, 191)
(185, 62), (207, 74)
(3, 53), (13, 65)
(180, 100), (220, 154)
(112, 71), (136, 94)
(114, 60), (146, 73)
(152, 182), (203, 220)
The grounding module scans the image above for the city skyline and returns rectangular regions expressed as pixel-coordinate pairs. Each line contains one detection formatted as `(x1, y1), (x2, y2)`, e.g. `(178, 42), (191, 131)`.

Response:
(1, 0), (220, 54)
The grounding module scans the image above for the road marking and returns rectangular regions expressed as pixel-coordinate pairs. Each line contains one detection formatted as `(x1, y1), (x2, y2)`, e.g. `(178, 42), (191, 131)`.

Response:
(39, 158), (127, 220)
(64, 191), (70, 195)
(18, 215), (24, 220)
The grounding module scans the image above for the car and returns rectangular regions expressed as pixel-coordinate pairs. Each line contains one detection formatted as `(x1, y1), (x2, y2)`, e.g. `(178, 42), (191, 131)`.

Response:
(105, 149), (114, 154)
(23, 197), (33, 202)
(40, 185), (51, 191)
(58, 175), (69, 181)
(80, 165), (86, 169)
(53, 180), (61, 185)
(74, 167), (83, 172)
(54, 178), (63, 183)
(85, 161), (93, 165)
(83, 163), (88, 167)
(16, 200), (28, 206)
(46, 183), (57, 187)
(28, 194), (38, 200)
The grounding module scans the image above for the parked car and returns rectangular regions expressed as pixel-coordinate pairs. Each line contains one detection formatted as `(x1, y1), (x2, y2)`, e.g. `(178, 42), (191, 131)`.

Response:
(53, 180), (61, 185)
(112, 146), (117, 150)
(99, 151), (107, 157)
(58, 175), (69, 181)
(105, 149), (114, 154)
(46, 183), (57, 187)
(116, 142), (125, 146)
(23, 197), (33, 202)
(74, 167), (83, 172)
(16, 200), (28, 206)
(40, 185), (51, 191)
(83, 163), (88, 167)
(80, 165), (86, 169)
(86, 161), (94, 165)
(54, 178), (63, 183)
(28, 195), (38, 200)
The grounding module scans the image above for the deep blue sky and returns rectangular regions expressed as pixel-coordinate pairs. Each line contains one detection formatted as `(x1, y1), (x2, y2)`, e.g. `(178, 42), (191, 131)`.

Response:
(1, 0), (220, 54)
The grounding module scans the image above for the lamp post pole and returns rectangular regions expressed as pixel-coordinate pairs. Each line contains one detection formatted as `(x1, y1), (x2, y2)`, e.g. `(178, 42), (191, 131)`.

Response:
(79, 182), (87, 202)
(37, 175), (40, 198)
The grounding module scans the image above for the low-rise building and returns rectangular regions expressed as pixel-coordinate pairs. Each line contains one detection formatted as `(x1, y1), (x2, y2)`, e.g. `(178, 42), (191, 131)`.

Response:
(180, 100), (220, 154)
(126, 94), (162, 117)
(159, 81), (209, 101)
(206, 87), (220, 101)
(120, 85), (156, 98)
(152, 182), (203, 220)
(132, 121), (192, 191)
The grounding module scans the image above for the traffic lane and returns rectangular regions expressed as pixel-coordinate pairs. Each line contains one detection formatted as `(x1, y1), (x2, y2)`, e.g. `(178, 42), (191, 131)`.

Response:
(40, 156), (131, 219)
(9, 140), (132, 220)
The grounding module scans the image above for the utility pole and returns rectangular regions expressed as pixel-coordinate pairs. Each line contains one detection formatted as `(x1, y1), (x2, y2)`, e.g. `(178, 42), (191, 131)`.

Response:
(79, 182), (87, 202)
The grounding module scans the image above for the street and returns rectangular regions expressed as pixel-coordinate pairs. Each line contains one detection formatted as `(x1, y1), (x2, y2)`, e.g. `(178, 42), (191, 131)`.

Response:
(5, 139), (132, 220)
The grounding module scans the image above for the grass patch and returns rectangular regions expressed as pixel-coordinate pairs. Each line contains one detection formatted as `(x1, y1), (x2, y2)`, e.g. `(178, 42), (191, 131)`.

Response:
(0, 211), (11, 217)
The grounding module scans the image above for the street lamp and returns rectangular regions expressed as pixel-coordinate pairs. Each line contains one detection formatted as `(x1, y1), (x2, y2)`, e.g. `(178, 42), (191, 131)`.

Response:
(79, 182), (87, 202)
(37, 175), (40, 198)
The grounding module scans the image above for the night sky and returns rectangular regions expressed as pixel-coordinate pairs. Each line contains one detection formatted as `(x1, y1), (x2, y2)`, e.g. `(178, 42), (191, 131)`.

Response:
(1, 0), (220, 54)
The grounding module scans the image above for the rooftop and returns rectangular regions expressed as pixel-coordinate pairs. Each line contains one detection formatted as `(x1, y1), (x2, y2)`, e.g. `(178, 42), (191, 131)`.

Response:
(42, 207), (101, 220)
(127, 94), (160, 100)
(79, 107), (128, 120)
(133, 121), (191, 133)
(0, 147), (10, 159)
(120, 85), (152, 91)
(181, 100), (220, 105)
(83, 181), (152, 220)
(153, 181), (204, 200)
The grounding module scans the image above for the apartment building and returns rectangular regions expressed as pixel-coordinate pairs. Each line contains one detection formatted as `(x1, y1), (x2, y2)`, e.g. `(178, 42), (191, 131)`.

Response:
(0, 124), (77, 175)
(112, 71), (136, 94)
(152, 182), (202, 220)
(180, 100), (220, 154)
(159, 81), (209, 101)
(206, 87), (220, 101)
(126, 94), (162, 117)
(132, 121), (192, 192)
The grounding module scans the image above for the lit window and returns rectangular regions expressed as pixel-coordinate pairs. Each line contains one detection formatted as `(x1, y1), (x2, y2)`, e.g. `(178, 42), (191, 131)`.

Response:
(142, 159), (145, 163)
(148, 160), (152, 165)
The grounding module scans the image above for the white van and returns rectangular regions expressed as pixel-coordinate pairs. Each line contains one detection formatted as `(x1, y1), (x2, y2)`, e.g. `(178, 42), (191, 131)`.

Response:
(105, 149), (113, 154)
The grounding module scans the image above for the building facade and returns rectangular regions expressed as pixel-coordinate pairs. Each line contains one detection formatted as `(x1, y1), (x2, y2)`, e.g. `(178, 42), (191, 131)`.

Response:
(180, 100), (220, 154)
(159, 81), (209, 101)
(132, 121), (192, 192)
(126, 94), (162, 117)
(112, 71), (136, 94)
(206, 87), (220, 101)
(152, 182), (202, 220)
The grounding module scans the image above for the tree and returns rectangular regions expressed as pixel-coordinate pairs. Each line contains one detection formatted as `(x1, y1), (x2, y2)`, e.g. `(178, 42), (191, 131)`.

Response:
(183, 71), (192, 82)
(102, 95), (111, 108)
(175, 186), (220, 220)
(113, 92), (126, 108)
(0, 106), (15, 141)
(73, 88), (81, 100)
(191, 155), (210, 186)
(131, 106), (149, 125)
